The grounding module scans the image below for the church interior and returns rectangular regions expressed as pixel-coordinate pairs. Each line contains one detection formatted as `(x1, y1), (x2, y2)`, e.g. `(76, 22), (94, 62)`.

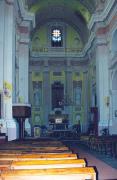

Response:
(0, 0), (117, 179)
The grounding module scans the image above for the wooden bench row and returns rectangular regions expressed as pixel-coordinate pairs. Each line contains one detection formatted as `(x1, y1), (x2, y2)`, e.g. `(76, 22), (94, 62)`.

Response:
(0, 167), (96, 180)
(0, 140), (71, 154)
(0, 153), (78, 161)
(0, 159), (86, 170)
(0, 153), (96, 179)
(81, 135), (117, 158)
(0, 139), (97, 180)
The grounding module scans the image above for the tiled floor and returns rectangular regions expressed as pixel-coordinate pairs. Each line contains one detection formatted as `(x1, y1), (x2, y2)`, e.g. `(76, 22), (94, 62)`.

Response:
(67, 142), (117, 180)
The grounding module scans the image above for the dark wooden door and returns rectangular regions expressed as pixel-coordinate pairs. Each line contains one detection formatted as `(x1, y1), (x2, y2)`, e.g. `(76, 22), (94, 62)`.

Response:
(52, 82), (64, 110)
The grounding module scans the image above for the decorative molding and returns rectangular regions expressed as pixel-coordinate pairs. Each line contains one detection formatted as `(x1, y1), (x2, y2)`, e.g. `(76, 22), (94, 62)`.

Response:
(5, 0), (14, 5)
(70, 60), (88, 66)
(29, 61), (44, 66)
(88, 0), (115, 30)
(48, 60), (67, 66)
(19, 41), (29, 45)
(18, 0), (35, 28)
(19, 26), (29, 34)
(96, 26), (109, 35)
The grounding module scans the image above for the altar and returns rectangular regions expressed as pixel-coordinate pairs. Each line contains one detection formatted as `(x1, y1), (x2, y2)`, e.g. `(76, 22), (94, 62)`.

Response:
(48, 113), (70, 137)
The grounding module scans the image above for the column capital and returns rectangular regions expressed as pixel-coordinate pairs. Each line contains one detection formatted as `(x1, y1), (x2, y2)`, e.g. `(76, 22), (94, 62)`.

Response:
(94, 35), (108, 48)
(19, 25), (30, 44)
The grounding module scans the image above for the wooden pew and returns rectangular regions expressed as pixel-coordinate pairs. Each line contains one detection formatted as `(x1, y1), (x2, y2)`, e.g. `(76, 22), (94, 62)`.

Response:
(10, 159), (86, 169)
(0, 146), (71, 154)
(0, 142), (65, 149)
(0, 161), (11, 170)
(0, 153), (78, 161)
(0, 167), (96, 180)
(0, 159), (86, 170)
(1, 140), (64, 147)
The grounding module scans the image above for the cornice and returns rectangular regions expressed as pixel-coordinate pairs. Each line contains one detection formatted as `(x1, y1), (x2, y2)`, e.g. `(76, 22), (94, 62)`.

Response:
(81, 1), (116, 58)
(88, 0), (115, 30)
(18, 0), (35, 28)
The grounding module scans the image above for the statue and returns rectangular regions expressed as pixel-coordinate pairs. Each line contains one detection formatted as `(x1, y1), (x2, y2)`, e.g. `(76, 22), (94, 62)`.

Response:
(75, 86), (82, 106)
(33, 81), (41, 106)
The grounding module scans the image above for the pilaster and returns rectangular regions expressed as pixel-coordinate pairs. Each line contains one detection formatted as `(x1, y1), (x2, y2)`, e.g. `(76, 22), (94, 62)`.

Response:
(96, 40), (109, 134)
(0, 1), (5, 91)
(43, 70), (51, 126)
(82, 71), (89, 132)
(3, 0), (17, 141)
(65, 68), (73, 126)
(18, 30), (30, 103)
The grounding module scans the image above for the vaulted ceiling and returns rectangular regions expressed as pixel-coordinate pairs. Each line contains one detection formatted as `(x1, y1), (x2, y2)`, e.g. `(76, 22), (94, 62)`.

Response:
(24, 0), (96, 44)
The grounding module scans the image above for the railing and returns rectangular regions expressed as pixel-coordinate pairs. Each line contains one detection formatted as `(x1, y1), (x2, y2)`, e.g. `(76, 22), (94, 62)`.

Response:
(31, 47), (82, 57)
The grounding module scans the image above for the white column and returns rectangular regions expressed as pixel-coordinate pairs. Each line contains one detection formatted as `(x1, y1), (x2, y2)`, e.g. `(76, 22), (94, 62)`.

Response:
(0, 1), (6, 133)
(18, 41), (29, 103)
(0, 1), (4, 91)
(3, 1), (18, 141)
(82, 71), (89, 133)
(96, 43), (109, 134)
(18, 25), (30, 135)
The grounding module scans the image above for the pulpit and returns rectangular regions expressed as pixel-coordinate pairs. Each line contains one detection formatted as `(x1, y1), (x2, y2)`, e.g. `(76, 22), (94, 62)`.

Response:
(12, 104), (31, 140)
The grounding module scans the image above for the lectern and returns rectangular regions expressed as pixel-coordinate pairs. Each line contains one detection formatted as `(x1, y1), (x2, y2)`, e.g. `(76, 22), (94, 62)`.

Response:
(12, 104), (31, 140)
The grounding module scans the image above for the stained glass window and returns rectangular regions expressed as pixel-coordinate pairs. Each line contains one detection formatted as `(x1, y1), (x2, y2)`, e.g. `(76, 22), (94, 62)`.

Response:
(51, 29), (62, 47)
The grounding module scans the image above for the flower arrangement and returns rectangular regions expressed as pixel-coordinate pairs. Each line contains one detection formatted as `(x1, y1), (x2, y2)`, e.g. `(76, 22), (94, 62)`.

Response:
(4, 81), (12, 98)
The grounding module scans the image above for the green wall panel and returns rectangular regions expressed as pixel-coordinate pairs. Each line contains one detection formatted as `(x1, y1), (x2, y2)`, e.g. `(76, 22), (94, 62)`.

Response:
(66, 25), (83, 50)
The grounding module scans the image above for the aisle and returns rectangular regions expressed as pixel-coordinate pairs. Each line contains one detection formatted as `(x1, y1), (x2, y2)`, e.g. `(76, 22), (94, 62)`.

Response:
(70, 143), (117, 180)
